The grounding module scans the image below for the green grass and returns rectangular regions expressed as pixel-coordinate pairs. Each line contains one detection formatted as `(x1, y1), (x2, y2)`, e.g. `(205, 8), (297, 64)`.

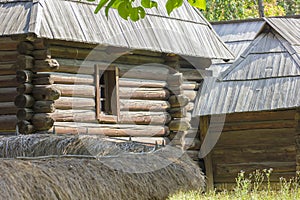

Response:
(169, 169), (300, 200)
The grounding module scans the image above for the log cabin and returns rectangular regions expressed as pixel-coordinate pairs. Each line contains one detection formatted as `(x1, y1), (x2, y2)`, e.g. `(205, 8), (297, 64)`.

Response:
(0, 0), (233, 149)
(193, 16), (300, 190)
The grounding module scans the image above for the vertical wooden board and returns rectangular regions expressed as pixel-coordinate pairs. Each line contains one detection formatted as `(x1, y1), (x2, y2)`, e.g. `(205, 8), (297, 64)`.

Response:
(95, 65), (100, 119)
(200, 116), (214, 191)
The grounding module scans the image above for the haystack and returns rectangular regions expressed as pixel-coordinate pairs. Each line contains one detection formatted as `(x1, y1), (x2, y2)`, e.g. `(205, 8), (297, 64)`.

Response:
(0, 134), (155, 158)
(0, 135), (205, 199)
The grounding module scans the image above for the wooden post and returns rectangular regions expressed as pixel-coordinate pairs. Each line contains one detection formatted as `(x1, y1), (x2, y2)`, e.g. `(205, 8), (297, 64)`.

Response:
(295, 108), (300, 172)
(200, 116), (214, 192)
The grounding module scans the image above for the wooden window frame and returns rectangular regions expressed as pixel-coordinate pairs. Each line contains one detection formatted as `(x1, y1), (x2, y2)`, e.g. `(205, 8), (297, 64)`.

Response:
(95, 64), (120, 124)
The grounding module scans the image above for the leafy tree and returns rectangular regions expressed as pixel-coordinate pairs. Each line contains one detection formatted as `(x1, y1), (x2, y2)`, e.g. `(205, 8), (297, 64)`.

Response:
(203, 0), (298, 21)
(87, 0), (206, 21)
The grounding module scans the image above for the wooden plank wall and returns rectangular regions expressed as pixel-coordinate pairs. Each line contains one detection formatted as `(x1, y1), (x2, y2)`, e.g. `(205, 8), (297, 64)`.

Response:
(207, 109), (296, 189)
(0, 37), (19, 134)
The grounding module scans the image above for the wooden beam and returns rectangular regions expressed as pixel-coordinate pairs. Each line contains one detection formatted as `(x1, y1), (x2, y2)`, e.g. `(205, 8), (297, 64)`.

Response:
(200, 116), (214, 192)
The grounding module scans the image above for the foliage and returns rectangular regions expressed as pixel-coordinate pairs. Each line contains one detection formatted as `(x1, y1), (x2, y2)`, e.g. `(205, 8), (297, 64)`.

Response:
(202, 0), (299, 21)
(87, 0), (206, 21)
(169, 169), (300, 200)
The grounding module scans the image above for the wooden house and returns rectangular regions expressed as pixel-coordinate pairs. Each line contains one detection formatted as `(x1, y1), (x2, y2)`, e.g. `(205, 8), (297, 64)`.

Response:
(193, 16), (300, 189)
(0, 0), (233, 147)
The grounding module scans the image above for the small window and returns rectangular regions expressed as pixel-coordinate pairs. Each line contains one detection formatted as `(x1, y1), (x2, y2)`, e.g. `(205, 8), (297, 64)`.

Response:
(95, 65), (119, 123)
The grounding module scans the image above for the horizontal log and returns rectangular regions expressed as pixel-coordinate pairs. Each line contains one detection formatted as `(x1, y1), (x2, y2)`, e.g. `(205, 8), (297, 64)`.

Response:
(116, 54), (165, 65)
(49, 110), (97, 122)
(210, 120), (296, 132)
(0, 38), (18, 50)
(14, 94), (35, 108)
(0, 102), (18, 115)
(32, 113), (55, 131)
(0, 75), (18, 87)
(53, 84), (95, 98)
(186, 102), (194, 111)
(54, 97), (96, 110)
(0, 115), (17, 131)
(53, 122), (169, 136)
(0, 88), (17, 102)
(212, 145), (296, 163)
(224, 110), (296, 122)
(215, 128), (295, 148)
(0, 51), (19, 62)
(34, 59), (60, 72)
(16, 70), (33, 83)
(183, 90), (197, 101)
(33, 72), (94, 85)
(119, 78), (167, 88)
(168, 95), (189, 108)
(167, 73), (183, 86)
(119, 111), (171, 125)
(17, 120), (34, 134)
(169, 107), (187, 118)
(33, 101), (56, 113)
(17, 41), (34, 55)
(17, 83), (33, 94)
(179, 68), (212, 81)
(119, 65), (169, 81)
(167, 86), (182, 95)
(120, 99), (170, 111)
(17, 108), (34, 120)
(168, 119), (191, 132)
(46, 39), (98, 49)
(119, 87), (170, 100)
(32, 85), (61, 101)
(0, 69), (16, 76)
(15, 55), (34, 70)
(215, 162), (296, 177)
(182, 81), (200, 90)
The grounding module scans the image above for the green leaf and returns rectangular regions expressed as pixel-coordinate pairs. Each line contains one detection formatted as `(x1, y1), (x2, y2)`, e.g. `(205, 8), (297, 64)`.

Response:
(118, 2), (130, 20)
(105, 0), (117, 17)
(137, 6), (146, 19)
(166, 0), (183, 15)
(129, 7), (139, 21)
(188, 0), (206, 10)
(94, 0), (109, 14)
(141, 0), (158, 9)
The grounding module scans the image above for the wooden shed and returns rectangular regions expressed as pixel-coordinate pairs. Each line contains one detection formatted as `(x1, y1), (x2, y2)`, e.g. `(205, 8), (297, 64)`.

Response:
(193, 16), (300, 189)
(0, 0), (233, 148)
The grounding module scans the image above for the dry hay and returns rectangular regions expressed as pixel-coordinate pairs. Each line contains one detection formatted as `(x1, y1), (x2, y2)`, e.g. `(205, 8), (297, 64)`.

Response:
(0, 134), (155, 158)
(0, 148), (205, 200)
(0, 134), (205, 199)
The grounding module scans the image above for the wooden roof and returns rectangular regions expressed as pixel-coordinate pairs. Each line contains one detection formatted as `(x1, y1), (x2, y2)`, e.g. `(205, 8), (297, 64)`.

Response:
(193, 17), (300, 116)
(208, 20), (265, 76)
(0, 0), (234, 59)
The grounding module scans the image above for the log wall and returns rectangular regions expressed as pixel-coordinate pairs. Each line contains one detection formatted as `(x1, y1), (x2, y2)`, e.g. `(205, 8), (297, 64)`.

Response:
(201, 110), (297, 190)
(0, 37), (19, 133)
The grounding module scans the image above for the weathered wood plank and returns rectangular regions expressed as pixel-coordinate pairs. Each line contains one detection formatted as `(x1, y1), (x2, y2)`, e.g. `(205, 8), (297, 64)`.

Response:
(52, 122), (169, 136)
(119, 87), (170, 100)
(120, 99), (170, 111)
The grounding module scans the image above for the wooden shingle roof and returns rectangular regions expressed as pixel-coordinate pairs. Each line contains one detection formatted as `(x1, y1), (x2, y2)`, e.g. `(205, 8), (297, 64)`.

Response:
(0, 0), (234, 59)
(208, 20), (265, 76)
(193, 17), (300, 116)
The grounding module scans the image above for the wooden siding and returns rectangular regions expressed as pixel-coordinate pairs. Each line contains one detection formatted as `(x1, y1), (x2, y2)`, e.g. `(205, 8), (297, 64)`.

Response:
(0, 36), (18, 133)
(204, 110), (296, 189)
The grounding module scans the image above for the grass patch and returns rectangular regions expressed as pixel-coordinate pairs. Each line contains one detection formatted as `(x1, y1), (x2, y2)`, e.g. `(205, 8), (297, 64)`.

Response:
(169, 169), (300, 200)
